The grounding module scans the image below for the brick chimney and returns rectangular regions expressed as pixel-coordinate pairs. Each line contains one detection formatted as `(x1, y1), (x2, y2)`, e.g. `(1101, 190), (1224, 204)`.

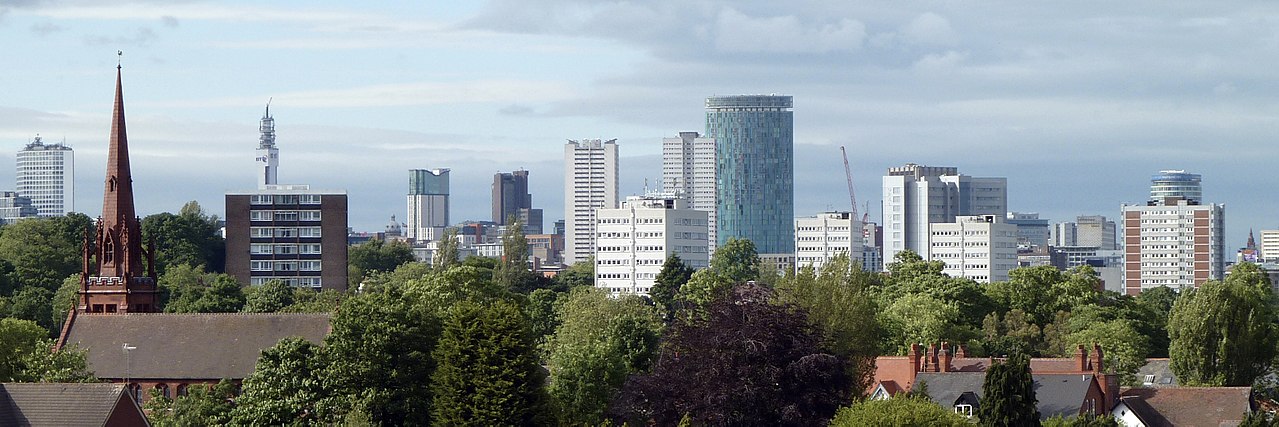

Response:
(939, 341), (952, 372)
(1074, 344), (1088, 372)
(1090, 343), (1104, 373)
(909, 343), (923, 373)
(926, 343), (938, 372)
(956, 343), (967, 358)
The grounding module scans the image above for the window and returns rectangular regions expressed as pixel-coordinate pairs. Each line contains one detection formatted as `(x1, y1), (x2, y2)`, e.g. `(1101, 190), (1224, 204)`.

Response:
(300, 227), (322, 237)
(300, 194), (322, 204)
(250, 210), (272, 221)
(250, 194), (272, 205)
(1143, 374), (1155, 384)
(955, 404), (973, 417)
(300, 210), (322, 221)
(274, 211), (299, 221)
(250, 227), (273, 238)
(250, 244), (272, 255)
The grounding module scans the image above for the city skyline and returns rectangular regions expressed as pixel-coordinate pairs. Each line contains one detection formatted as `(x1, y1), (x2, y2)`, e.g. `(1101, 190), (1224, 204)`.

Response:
(4, 2), (1279, 248)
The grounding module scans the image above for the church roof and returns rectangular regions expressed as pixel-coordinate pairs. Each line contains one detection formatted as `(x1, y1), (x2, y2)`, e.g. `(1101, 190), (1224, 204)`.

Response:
(0, 382), (148, 427)
(62, 312), (331, 380)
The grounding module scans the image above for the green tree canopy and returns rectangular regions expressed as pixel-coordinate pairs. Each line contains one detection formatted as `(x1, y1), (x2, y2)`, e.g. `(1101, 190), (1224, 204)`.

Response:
(160, 264), (245, 313)
(231, 337), (325, 425)
(430, 300), (548, 426)
(347, 238), (417, 287)
(0, 215), (88, 291)
(141, 201), (226, 274)
(145, 379), (237, 426)
(548, 287), (663, 425)
(978, 353), (1041, 427)
(6, 286), (54, 333)
(1168, 270), (1278, 386)
(776, 254), (880, 396)
(650, 254), (695, 319)
(0, 318), (93, 382)
(830, 396), (971, 427)
(432, 227), (460, 270)
(709, 237), (760, 284)
(242, 280), (295, 313)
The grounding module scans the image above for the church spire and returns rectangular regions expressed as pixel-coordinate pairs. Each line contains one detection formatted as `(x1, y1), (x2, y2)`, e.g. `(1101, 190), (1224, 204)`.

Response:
(78, 60), (158, 314)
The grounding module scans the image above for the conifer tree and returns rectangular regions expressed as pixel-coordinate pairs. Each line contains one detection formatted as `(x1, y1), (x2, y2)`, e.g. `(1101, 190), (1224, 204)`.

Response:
(978, 353), (1040, 427)
(430, 300), (547, 426)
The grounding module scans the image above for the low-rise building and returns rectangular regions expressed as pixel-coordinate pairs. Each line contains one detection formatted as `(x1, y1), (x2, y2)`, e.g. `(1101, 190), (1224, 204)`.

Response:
(794, 211), (863, 271)
(928, 214), (1019, 283)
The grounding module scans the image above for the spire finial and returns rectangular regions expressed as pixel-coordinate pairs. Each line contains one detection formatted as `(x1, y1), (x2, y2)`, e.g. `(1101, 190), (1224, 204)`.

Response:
(117, 50), (122, 69)
(265, 97), (272, 117)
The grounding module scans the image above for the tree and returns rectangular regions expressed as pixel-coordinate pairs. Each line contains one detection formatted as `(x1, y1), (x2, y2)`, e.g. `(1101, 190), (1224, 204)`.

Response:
(978, 353), (1041, 427)
(1131, 286), (1178, 357)
(709, 237), (760, 284)
(554, 259), (595, 289)
(0, 318), (93, 382)
(776, 254), (880, 397)
(321, 289), (437, 424)
(348, 238), (417, 287)
(52, 274), (81, 334)
(880, 293), (965, 354)
(430, 300), (547, 426)
(146, 379), (237, 426)
(548, 288), (663, 425)
(141, 201), (226, 275)
(280, 288), (345, 313)
(161, 265), (245, 313)
(651, 254), (695, 319)
(1168, 274), (1278, 386)
(7, 286), (54, 333)
(610, 283), (850, 426)
(829, 396), (971, 427)
(231, 337), (325, 425)
(525, 288), (561, 358)
(433, 227), (460, 270)
(0, 216), (85, 291)
(242, 280), (295, 313)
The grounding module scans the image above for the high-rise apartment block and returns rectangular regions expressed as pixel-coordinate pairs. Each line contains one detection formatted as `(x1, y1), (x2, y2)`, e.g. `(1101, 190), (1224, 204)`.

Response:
(928, 215), (1019, 283)
(564, 139), (618, 264)
(1261, 230), (1279, 262)
(862, 220), (884, 272)
(594, 194), (709, 296)
(705, 95), (794, 256)
(1121, 171), (1223, 294)
(881, 163), (1007, 267)
(492, 170), (544, 234)
(1052, 215), (1117, 250)
(407, 169), (449, 241)
(0, 191), (38, 225)
(795, 211), (864, 271)
(16, 135), (74, 216)
(662, 131), (717, 251)
(226, 186), (349, 291)
(255, 104), (279, 188)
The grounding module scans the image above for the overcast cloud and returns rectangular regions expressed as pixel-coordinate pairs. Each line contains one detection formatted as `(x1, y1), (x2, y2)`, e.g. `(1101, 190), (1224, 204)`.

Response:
(1, 1), (1277, 247)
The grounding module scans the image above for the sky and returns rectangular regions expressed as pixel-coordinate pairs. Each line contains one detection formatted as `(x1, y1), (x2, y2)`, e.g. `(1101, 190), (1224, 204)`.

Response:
(2, 1), (1278, 249)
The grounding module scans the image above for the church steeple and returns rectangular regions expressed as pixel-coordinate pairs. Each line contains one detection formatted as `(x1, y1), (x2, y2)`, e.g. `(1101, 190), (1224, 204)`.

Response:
(77, 60), (158, 314)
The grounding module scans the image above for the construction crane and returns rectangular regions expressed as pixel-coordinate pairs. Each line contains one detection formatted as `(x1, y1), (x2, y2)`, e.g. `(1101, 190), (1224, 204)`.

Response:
(840, 146), (858, 221)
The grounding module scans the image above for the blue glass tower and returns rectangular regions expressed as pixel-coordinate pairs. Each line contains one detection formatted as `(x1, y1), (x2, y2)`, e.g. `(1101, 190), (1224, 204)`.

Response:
(705, 95), (794, 254)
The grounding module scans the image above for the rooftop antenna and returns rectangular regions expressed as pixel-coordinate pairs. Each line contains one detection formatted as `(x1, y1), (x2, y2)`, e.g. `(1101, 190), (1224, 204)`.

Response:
(117, 50), (122, 69)
(266, 97), (272, 117)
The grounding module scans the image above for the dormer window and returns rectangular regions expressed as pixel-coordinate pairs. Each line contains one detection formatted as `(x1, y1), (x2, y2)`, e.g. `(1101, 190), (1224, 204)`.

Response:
(955, 404), (974, 417)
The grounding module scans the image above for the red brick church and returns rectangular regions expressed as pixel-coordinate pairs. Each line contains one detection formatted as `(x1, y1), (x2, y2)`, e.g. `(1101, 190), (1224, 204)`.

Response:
(56, 62), (331, 403)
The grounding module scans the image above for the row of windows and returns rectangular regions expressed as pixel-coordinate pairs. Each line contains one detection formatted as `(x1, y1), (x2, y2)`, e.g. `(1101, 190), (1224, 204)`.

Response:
(251, 277), (323, 287)
(251, 227), (323, 238)
(250, 260), (323, 271)
(598, 245), (665, 252)
(250, 194), (323, 205)
(250, 243), (323, 255)
(250, 210), (322, 221)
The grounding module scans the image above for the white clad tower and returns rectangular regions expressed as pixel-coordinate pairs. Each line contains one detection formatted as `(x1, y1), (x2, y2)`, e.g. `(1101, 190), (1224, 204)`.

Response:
(564, 139), (619, 265)
(256, 102), (279, 189)
(16, 135), (74, 217)
(662, 131), (717, 252)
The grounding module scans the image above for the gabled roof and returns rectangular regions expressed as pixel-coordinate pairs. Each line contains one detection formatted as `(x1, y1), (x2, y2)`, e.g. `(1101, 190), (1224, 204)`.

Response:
(915, 372), (1099, 420)
(62, 313), (332, 380)
(1134, 359), (1178, 387)
(0, 383), (148, 427)
(1114, 396), (1165, 427)
(1119, 387), (1252, 427)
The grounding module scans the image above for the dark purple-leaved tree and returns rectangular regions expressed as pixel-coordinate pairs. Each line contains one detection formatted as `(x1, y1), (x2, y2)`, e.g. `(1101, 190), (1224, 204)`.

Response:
(609, 283), (851, 426)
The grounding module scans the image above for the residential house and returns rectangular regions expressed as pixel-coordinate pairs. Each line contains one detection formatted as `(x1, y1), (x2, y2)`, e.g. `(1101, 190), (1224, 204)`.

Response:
(1111, 387), (1252, 427)
(0, 383), (149, 426)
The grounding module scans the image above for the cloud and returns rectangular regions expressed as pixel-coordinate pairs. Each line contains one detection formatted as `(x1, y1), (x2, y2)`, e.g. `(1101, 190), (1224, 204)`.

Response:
(713, 8), (866, 54)
(83, 26), (156, 46)
(28, 20), (63, 35)
(161, 15), (178, 27)
(901, 12), (957, 46)
(913, 50), (967, 72)
(135, 79), (577, 109)
(499, 104), (537, 116)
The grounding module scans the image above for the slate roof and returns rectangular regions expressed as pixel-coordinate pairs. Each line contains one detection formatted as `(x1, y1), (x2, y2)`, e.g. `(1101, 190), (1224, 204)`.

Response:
(915, 372), (1099, 420)
(0, 383), (146, 427)
(1134, 359), (1178, 387)
(62, 313), (332, 380)
(1119, 387), (1252, 427)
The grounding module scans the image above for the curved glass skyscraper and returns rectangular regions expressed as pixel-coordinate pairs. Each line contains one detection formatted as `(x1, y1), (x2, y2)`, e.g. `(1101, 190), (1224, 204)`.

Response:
(705, 95), (794, 254)
(1149, 170), (1201, 205)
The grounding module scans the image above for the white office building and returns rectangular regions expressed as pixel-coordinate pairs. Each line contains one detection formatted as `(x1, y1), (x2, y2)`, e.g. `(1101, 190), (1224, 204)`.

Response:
(16, 135), (74, 217)
(662, 131), (717, 251)
(1261, 230), (1279, 262)
(564, 139), (619, 264)
(594, 194), (709, 296)
(795, 211), (864, 271)
(407, 169), (449, 241)
(0, 191), (38, 225)
(882, 163), (1007, 267)
(928, 215), (1019, 283)
(1053, 215), (1117, 250)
